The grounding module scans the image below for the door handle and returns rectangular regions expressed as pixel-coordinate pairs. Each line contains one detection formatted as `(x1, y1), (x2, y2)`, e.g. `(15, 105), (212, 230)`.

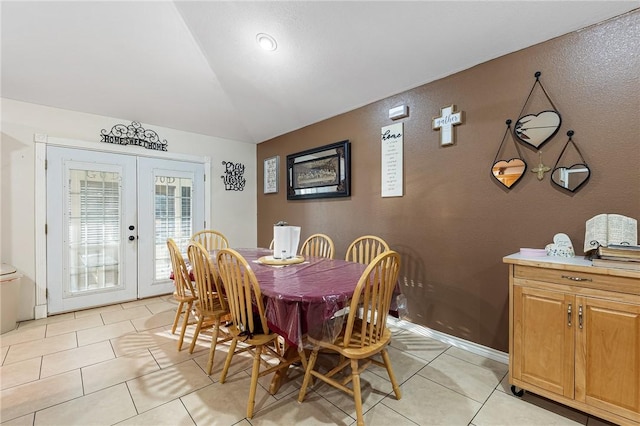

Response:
(567, 303), (572, 327)
(129, 225), (135, 231)
(128, 235), (135, 241)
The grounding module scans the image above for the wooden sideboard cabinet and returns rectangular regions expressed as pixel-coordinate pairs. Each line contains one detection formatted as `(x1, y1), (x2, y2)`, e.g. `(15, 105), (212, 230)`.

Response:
(504, 254), (640, 426)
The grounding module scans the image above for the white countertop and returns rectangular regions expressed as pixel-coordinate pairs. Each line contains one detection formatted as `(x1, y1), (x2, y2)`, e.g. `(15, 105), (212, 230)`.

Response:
(503, 252), (593, 267)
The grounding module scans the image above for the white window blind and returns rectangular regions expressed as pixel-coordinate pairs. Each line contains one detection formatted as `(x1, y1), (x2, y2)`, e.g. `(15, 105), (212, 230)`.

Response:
(67, 169), (121, 294)
(154, 176), (193, 281)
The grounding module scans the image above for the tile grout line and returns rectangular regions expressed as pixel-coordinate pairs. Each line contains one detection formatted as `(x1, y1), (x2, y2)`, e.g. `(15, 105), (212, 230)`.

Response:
(4, 298), (593, 426)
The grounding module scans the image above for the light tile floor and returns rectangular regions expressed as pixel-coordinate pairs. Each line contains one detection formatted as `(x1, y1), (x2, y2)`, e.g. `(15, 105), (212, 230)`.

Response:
(0, 296), (617, 425)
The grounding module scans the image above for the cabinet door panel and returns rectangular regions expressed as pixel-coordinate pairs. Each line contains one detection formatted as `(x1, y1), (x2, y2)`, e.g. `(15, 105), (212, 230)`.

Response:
(576, 296), (640, 422)
(513, 285), (574, 397)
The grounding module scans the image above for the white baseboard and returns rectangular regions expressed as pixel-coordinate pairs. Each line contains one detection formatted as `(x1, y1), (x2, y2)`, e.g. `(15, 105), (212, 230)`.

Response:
(387, 317), (509, 365)
(34, 304), (47, 320)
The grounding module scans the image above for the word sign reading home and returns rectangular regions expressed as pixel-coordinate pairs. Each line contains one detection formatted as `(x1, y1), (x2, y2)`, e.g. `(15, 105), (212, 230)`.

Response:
(432, 105), (464, 146)
(100, 121), (168, 151)
(381, 123), (403, 198)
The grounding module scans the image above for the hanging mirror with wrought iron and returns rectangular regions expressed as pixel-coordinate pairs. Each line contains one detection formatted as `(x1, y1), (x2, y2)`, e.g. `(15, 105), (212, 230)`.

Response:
(514, 71), (562, 150)
(551, 130), (591, 193)
(492, 119), (527, 189)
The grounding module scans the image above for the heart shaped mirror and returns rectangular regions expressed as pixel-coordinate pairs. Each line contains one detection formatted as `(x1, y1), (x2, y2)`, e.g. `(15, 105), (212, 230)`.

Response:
(551, 165), (590, 192)
(514, 110), (561, 149)
(551, 130), (591, 193)
(491, 119), (527, 190)
(492, 159), (526, 189)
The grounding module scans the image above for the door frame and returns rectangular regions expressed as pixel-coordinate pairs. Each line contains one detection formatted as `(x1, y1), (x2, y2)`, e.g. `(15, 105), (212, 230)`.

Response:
(35, 136), (211, 319)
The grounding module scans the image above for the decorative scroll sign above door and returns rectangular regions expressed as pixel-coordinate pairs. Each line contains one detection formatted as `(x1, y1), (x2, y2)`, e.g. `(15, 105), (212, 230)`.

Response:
(433, 105), (464, 146)
(100, 121), (168, 152)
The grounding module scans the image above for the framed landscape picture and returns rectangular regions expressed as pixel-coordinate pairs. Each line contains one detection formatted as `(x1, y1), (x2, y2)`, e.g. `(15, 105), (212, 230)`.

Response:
(286, 140), (351, 200)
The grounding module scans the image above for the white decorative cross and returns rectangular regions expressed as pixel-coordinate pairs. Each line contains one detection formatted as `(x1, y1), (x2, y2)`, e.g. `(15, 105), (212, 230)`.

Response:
(433, 105), (464, 146)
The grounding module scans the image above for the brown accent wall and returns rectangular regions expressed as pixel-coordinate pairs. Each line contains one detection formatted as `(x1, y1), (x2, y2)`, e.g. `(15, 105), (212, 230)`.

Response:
(256, 11), (640, 352)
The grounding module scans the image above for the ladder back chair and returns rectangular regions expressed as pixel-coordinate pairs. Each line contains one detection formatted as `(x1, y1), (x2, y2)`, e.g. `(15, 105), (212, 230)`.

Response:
(186, 241), (232, 375)
(191, 229), (229, 251)
(216, 248), (306, 419)
(345, 235), (390, 265)
(298, 250), (402, 426)
(300, 233), (335, 259)
(167, 238), (197, 351)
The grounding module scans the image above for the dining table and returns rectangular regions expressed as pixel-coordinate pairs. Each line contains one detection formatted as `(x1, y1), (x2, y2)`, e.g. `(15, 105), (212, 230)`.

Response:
(212, 247), (370, 393)
(229, 248), (368, 344)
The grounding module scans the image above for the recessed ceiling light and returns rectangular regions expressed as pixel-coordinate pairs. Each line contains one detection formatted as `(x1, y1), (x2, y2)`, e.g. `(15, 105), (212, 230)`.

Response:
(256, 33), (277, 51)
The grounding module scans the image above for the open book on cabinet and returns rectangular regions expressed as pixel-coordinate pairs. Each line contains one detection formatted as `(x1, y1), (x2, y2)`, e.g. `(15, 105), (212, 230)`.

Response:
(583, 214), (637, 253)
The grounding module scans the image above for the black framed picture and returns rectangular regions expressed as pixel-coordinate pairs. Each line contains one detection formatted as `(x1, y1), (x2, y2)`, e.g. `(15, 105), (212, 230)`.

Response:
(286, 140), (351, 200)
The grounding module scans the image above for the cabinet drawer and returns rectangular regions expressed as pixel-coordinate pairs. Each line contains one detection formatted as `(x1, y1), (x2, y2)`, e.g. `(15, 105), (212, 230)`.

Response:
(514, 265), (640, 296)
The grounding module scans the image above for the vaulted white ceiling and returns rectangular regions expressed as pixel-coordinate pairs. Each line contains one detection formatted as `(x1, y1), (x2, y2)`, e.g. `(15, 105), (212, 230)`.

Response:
(1, 1), (637, 144)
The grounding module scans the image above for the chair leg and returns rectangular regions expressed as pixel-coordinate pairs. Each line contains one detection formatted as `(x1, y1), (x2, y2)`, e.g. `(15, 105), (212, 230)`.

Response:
(351, 358), (364, 426)
(177, 301), (193, 351)
(297, 348), (308, 372)
(205, 321), (220, 375)
(247, 345), (262, 419)
(274, 335), (285, 355)
(381, 349), (402, 399)
(188, 314), (204, 354)
(297, 349), (318, 402)
(220, 338), (237, 383)
(171, 301), (184, 334)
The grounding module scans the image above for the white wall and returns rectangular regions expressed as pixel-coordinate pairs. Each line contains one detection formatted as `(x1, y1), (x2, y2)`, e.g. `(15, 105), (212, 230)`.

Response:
(0, 98), (257, 321)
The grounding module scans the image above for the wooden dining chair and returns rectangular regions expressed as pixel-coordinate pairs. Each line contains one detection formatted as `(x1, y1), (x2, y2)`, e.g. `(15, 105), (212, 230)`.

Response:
(167, 238), (198, 351)
(300, 233), (335, 259)
(298, 250), (402, 426)
(186, 241), (232, 374)
(345, 235), (390, 265)
(268, 236), (285, 355)
(216, 248), (306, 419)
(191, 229), (229, 251)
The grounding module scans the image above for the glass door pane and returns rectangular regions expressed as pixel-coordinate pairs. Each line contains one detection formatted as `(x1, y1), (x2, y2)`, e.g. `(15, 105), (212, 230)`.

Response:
(67, 169), (122, 295)
(154, 176), (194, 282)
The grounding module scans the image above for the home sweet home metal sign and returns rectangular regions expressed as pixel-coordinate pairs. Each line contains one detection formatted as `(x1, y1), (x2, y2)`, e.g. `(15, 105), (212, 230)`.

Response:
(100, 121), (168, 151)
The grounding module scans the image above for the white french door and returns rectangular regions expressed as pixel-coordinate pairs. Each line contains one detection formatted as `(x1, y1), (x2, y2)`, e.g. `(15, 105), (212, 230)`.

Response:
(137, 157), (204, 298)
(46, 146), (204, 314)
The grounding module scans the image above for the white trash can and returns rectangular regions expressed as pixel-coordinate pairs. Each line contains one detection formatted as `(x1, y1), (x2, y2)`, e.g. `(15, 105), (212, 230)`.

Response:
(1, 263), (23, 334)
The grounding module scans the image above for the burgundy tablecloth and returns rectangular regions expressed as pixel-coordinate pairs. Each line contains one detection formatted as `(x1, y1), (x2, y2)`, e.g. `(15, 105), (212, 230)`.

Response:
(226, 248), (368, 348)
